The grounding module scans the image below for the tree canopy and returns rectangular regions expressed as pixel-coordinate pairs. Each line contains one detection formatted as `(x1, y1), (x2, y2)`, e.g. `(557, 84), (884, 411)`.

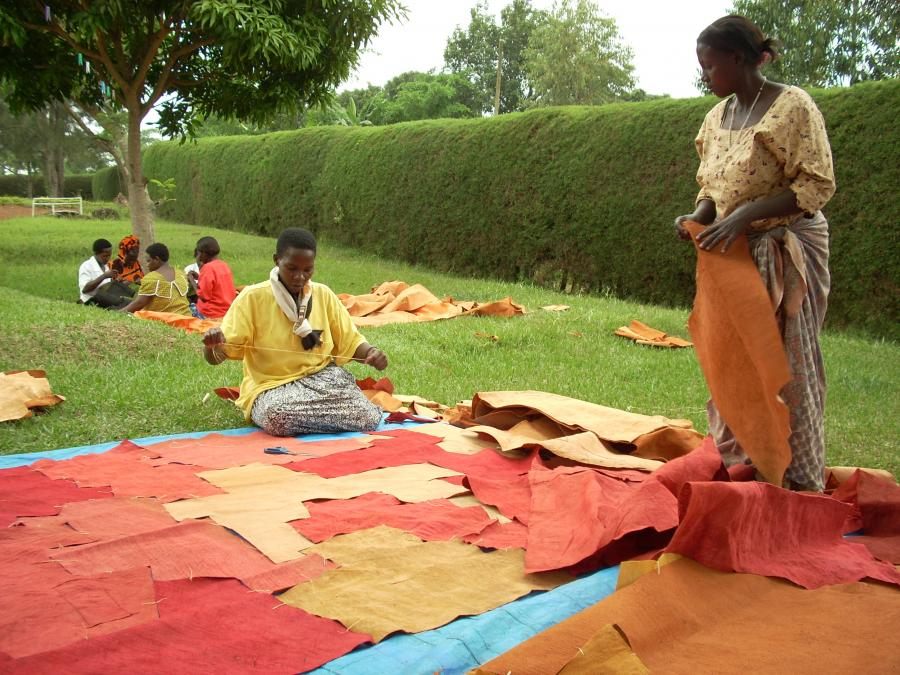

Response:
(444, 0), (547, 114)
(731, 0), (899, 86)
(0, 1), (401, 243)
(524, 0), (635, 106)
(338, 71), (481, 126)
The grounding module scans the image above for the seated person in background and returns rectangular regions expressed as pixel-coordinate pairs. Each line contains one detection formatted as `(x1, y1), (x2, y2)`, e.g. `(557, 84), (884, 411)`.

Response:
(193, 236), (237, 319)
(78, 238), (117, 305)
(202, 228), (388, 436)
(120, 242), (191, 315)
(109, 235), (144, 283)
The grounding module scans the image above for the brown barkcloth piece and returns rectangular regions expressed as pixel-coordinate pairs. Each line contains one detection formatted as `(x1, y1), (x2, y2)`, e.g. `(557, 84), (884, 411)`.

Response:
(473, 557), (900, 675)
(463, 390), (703, 469)
(279, 525), (570, 641)
(684, 220), (792, 485)
(338, 280), (524, 327)
(614, 319), (693, 348)
(0, 370), (65, 422)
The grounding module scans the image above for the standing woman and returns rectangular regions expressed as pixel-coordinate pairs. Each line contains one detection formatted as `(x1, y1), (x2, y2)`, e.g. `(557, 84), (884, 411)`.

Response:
(674, 15), (835, 491)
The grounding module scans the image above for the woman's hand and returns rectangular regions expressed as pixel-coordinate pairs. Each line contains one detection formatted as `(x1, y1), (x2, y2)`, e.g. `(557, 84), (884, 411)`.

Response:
(364, 346), (388, 371)
(674, 199), (716, 242)
(202, 327), (227, 365)
(673, 214), (696, 241)
(203, 327), (225, 347)
(695, 208), (752, 252)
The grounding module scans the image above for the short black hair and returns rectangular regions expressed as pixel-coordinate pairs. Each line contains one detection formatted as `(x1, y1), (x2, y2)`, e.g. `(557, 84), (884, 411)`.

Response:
(92, 238), (112, 253)
(276, 228), (317, 258)
(196, 236), (220, 256)
(697, 15), (780, 64)
(145, 242), (170, 262)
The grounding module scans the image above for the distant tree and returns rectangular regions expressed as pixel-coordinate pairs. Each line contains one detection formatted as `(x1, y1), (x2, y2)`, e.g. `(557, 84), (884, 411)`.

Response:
(730, 0), (899, 86)
(444, 0), (548, 114)
(0, 92), (104, 196)
(524, 0), (635, 106)
(332, 72), (480, 126)
(374, 72), (481, 124)
(336, 84), (385, 123)
(0, 95), (43, 185)
(0, 1), (401, 246)
(191, 109), (306, 137)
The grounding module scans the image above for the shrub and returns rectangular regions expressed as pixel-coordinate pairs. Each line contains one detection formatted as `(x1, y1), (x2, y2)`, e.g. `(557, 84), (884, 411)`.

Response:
(64, 173), (94, 199)
(92, 166), (122, 201)
(0, 174), (44, 197)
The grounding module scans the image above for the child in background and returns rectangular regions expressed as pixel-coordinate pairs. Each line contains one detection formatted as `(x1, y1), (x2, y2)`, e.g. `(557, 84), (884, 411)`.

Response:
(193, 236), (236, 319)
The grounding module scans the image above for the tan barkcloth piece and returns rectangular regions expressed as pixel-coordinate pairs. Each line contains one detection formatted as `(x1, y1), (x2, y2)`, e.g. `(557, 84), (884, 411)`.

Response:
(556, 624), (650, 675)
(405, 421), (502, 455)
(614, 320), (693, 348)
(448, 494), (513, 524)
(0, 370), (65, 422)
(615, 553), (682, 590)
(470, 426), (664, 471)
(827, 466), (896, 485)
(279, 526), (570, 641)
(468, 391), (702, 467)
(166, 463), (466, 563)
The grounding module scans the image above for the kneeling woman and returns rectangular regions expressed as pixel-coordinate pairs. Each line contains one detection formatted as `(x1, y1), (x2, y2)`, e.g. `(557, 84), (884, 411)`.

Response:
(202, 228), (387, 436)
(120, 243), (191, 315)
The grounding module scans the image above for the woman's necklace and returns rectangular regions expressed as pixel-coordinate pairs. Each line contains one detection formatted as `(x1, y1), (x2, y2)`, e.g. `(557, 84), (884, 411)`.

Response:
(727, 77), (767, 144)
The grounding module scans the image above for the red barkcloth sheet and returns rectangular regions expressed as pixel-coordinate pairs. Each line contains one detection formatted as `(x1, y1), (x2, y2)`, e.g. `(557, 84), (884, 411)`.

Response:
(832, 469), (900, 563)
(0, 466), (112, 526)
(3, 577), (369, 674)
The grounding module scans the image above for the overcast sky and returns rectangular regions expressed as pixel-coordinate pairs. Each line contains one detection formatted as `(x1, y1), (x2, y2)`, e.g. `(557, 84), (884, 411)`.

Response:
(341, 0), (732, 99)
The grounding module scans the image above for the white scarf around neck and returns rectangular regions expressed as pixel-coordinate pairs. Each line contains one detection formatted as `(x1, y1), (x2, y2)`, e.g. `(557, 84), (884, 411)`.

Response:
(269, 267), (313, 338)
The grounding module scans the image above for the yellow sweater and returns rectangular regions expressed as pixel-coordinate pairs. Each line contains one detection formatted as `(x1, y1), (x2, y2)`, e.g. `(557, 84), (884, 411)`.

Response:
(220, 280), (366, 419)
(137, 270), (191, 315)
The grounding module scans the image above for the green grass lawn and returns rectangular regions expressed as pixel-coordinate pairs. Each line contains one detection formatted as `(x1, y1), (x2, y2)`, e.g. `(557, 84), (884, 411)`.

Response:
(0, 213), (897, 477)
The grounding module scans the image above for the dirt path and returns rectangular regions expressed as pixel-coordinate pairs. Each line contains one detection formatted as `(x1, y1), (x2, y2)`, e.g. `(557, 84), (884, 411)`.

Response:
(0, 205), (34, 220)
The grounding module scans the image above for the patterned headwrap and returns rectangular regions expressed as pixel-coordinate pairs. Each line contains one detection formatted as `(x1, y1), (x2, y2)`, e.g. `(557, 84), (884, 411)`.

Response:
(110, 235), (144, 283)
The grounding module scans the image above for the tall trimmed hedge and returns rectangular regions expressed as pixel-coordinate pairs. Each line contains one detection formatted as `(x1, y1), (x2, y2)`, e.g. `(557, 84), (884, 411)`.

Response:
(0, 173), (94, 199)
(144, 80), (899, 339)
(91, 166), (122, 201)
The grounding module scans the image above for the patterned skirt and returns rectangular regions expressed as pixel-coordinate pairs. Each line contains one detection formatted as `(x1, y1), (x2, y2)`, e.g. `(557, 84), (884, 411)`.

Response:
(251, 364), (382, 437)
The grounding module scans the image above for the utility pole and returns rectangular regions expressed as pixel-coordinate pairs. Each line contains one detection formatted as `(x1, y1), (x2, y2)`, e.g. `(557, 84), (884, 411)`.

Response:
(493, 36), (503, 116)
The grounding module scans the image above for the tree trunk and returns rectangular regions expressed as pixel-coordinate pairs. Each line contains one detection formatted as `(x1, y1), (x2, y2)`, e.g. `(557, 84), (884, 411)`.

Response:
(45, 150), (64, 197)
(42, 103), (67, 197)
(126, 104), (155, 249)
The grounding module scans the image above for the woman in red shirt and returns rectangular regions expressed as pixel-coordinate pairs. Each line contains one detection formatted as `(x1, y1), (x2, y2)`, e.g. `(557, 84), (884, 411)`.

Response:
(193, 236), (237, 319)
